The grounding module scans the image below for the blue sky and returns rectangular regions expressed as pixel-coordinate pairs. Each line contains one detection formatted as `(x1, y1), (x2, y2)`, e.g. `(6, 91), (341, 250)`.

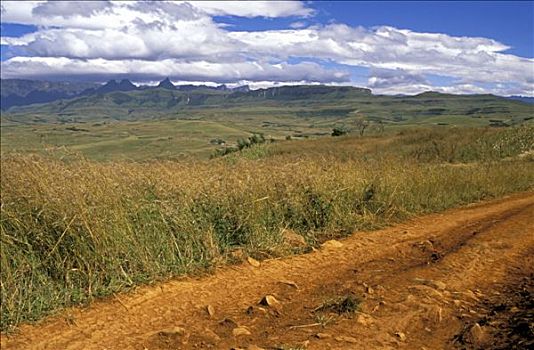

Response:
(1, 1), (533, 95)
(217, 1), (534, 58)
(315, 1), (533, 58)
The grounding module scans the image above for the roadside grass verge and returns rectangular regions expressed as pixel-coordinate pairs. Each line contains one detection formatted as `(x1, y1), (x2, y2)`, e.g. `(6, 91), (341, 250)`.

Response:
(1, 126), (533, 331)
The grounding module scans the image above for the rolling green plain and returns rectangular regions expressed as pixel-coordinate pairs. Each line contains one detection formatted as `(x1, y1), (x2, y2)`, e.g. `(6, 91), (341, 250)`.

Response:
(1, 86), (532, 160)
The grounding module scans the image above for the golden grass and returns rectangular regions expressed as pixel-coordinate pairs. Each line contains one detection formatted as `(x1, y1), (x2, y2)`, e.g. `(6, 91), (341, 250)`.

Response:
(1, 126), (533, 330)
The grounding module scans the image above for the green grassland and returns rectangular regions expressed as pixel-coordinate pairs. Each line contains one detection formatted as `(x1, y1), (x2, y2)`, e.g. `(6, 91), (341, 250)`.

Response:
(2, 87), (532, 161)
(1, 119), (255, 160)
(1, 116), (337, 161)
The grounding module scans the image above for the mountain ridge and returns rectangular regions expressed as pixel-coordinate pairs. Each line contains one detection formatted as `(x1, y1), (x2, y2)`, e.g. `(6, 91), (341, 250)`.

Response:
(2, 79), (532, 127)
(1, 78), (254, 110)
(1, 79), (99, 110)
(157, 78), (176, 90)
(4, 78), (532, 112)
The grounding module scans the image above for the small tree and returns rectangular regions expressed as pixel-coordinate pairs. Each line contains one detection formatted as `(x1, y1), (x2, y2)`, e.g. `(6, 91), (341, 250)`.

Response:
(237, 133), (266, 150)
(237, 138), (250, 150)
(248, 133), (265, 145)
(332, 126), (349, 137)
(355, 119), (369, 136)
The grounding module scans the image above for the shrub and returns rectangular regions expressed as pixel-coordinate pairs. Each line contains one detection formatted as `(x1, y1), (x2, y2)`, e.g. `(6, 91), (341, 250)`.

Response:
(332, 126), (349, 136)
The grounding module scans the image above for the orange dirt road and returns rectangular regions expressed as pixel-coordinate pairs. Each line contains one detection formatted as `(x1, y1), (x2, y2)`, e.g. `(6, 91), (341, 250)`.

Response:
(3, 192), (534, 349)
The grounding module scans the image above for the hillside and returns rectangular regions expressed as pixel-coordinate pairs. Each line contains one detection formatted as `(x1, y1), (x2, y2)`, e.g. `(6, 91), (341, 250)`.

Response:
(2, 82), (533, 161)
(0, 79), (99, 110)
(3, 83), (532, 126)
(507, 95), (534, 104)
(0, 78), (249, 111)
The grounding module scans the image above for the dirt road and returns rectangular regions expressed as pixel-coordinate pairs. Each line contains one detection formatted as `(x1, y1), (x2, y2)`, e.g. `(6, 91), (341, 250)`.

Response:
(3, 192), (534, 349)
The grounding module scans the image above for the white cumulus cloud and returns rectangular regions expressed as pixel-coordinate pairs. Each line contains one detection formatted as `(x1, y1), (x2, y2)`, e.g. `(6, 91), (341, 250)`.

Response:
(1, 56), (350, 83)
(1, 0), (533, 95)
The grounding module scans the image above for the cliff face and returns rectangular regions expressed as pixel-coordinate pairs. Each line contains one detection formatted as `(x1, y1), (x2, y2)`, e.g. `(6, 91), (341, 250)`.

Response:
(1, 79), (99, 110)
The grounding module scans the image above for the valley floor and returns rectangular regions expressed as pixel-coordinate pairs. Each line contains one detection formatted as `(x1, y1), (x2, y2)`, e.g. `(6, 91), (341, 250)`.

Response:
(2, 192), (533, 349)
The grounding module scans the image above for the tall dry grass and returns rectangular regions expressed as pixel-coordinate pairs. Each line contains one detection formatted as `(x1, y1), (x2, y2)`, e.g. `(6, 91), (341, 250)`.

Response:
(1, 126), (533, 330)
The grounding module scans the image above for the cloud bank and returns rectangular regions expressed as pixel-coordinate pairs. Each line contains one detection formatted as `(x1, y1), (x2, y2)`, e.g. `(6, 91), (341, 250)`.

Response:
(1, 0), (533, 95)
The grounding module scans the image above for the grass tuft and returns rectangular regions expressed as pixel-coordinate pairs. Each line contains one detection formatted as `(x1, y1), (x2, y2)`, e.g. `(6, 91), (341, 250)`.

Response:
(315, 295), (362, 315)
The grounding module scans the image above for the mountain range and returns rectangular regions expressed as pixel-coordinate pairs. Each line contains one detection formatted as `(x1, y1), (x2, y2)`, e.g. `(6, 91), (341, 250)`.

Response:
(4, 78), (533, 114)
(1, 78), (533, 127)
(0, 79), (99, 110)
(0, 78), (251, 110)
(506, 96), (534, 104)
